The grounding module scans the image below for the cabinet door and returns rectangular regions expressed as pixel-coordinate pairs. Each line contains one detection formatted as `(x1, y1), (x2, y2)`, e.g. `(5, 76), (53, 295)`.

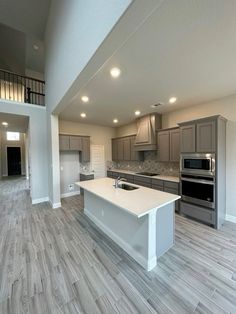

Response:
(135, 116), (151, 145)
(123, 138), (131, 161)
(130, 136), (143, 161)
(59, 135), (70, 151)
(170, 128), (180, 162)
(180, 124), (196, 153)
(117, 139), (124, 160)
(81, 137), (90, 162)
(69, 136), (82, 151)
(112, 139), (118, 161)
(157, 131), (170, 161)
(196, 121), (216, 152)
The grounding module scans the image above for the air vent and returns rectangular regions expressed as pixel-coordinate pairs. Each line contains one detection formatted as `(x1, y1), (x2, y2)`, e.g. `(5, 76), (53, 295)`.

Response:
(151, 102), (163, 108)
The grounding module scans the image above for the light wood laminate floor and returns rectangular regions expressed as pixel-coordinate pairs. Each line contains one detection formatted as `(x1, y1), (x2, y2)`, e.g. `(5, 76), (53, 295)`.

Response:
(0, 177), (236, 313)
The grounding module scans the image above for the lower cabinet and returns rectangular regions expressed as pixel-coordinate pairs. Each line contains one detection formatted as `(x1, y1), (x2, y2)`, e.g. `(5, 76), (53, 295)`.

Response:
(80, 173), (94, 195)
(107, 171), (180, 212)
(180, 201), (215, 225)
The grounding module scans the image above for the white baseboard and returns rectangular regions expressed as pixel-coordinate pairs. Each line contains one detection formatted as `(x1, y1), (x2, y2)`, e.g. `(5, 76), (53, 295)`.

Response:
(32, 197), (49, 204)
(84, 208), (153, 270)
(61, 191), (80, 198)
(226, 214), (236, 224)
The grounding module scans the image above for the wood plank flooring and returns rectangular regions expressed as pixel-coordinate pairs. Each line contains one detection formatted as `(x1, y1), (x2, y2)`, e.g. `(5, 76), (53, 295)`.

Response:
(0, 176), (236, 313)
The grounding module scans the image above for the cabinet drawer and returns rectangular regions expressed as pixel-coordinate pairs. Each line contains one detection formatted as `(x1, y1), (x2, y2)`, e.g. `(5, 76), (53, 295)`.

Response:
(152, 179), (164, 188)
(80, 174), (94, 181)
(152, 185), (164, 191)
(112, 172), (120, 178)
(180, 201), (215, 225)
(134, 180), (152, 188)
(164, 181), (179, 190)
(133, 175), (152, 184)
(122, 174), (134, 183)
(164, 187), (179, 195)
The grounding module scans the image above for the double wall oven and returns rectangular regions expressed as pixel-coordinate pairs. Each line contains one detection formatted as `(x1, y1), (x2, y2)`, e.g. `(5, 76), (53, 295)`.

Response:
(180, 154), (215, 209)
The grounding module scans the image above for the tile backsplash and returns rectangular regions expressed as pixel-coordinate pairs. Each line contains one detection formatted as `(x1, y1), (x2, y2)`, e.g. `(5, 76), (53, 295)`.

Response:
(107, 151), (180, 176)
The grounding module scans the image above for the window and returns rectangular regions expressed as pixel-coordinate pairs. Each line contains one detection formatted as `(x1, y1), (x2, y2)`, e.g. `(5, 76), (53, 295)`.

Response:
(7, 132), (20, 141)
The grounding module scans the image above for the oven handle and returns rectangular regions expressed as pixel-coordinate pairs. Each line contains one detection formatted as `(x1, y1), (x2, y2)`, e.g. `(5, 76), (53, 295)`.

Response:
(181, 178), (214, 185)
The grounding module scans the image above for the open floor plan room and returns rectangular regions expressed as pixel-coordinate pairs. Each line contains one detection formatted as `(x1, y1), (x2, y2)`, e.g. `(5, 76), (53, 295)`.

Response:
(0, 177), (236, 313)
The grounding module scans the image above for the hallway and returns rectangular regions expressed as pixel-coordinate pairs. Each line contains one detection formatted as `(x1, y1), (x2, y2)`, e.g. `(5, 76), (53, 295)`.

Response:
(0, 177), (236, 313)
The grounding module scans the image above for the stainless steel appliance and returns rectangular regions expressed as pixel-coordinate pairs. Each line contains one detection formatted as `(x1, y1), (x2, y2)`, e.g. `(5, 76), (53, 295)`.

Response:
(180, 174), (215, 209)
(180, 153), (215, 176)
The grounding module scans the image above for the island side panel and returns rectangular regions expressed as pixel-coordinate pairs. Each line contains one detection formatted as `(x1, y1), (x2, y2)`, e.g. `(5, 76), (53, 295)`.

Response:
(156, 202), (175, 258)
(83, 190), (157, 270)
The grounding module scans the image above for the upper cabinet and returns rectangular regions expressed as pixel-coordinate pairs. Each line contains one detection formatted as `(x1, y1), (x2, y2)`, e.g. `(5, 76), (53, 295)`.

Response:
(59, 134), (90, 161)
(112, 135), (144, 162)
(157, 128), (180, 162)
(196, 121), (215, 152)
(180, 124), (196, 153)
(179, 117), (217, 153)
(135, 113), (162, 151)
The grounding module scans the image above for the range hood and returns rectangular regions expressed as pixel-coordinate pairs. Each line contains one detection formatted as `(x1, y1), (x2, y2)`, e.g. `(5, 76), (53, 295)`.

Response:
(134, 113), (162, 151)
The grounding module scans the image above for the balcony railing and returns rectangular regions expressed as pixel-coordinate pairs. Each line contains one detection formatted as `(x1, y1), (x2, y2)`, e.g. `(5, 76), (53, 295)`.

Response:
(0, 69), (45, 106)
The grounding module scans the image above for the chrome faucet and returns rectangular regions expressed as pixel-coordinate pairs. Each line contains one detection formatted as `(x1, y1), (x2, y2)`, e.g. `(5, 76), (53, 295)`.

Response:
(114, 176), (127, 188)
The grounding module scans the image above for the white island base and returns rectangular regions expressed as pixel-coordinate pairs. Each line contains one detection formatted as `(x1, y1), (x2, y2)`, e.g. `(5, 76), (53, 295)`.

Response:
(83, 190), (175, 271)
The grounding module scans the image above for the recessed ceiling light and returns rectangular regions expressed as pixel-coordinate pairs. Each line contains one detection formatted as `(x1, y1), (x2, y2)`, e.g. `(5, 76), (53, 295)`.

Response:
(169, 97), (177, 104)
(80, 113), (86, 118)
(2, 122), (8, 126)
(81, 95), (89, 103)
(113, 119), (118, 123)
(33, 44), (39, 50)
(110, 67), (121, 78)
(135, 110), (141, 116)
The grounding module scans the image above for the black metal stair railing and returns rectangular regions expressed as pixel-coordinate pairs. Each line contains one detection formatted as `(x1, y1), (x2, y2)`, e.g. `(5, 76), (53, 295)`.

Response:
(0, 69), (45, 106)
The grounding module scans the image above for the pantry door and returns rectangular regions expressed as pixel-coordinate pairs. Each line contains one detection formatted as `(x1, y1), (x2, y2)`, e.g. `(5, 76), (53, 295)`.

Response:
(90, 145), (106, 178)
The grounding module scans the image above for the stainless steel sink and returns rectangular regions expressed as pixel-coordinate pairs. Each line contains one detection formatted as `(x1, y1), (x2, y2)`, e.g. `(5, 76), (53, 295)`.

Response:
(118, 183), (139, 191)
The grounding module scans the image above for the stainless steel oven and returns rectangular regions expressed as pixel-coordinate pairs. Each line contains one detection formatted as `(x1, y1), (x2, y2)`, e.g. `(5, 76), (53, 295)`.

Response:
(180, 174), (215, 209)
(180, 153), (215, 176)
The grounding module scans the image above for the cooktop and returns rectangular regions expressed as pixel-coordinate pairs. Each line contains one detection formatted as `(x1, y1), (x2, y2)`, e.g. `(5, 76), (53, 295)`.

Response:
(135, 172), (160, 177)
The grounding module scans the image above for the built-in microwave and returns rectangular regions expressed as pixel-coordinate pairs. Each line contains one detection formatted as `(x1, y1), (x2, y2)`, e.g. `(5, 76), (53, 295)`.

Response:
(180, 153), (215, 176)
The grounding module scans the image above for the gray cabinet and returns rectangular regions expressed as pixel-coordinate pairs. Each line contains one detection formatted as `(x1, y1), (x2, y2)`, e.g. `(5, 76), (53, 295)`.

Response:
(112, 139), (118, 161)
(170, 129), (180, 162)
(157, 128), (180, 162)
(123, 138), (131, 161)
(157, 131), (170, 162)
(59, 134), (90, 162)
(59, 135), (70, 151)
(180, 124), (196, 153)
(112, 136), (144, 161)
(81, 137), (90, 162)
(197, 121), (216, 152)
(117, 139), (124, 161)
(69, 136), (82, 151)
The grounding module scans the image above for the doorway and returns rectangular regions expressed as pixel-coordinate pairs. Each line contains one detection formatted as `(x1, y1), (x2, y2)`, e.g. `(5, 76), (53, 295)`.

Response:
(7, 147), (21, 176)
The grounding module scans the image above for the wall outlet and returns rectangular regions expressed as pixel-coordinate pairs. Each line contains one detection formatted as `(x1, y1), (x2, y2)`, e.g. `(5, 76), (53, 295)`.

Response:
(68, 184), (74, 191)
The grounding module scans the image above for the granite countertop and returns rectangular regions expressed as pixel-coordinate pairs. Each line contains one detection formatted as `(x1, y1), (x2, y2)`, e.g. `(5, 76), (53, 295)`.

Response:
(76, 178), (180, 218)
(108, 168), (180, 183)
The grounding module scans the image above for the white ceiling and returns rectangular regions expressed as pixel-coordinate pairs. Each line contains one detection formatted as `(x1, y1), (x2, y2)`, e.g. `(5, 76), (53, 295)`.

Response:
(60, 0), (236, 127)
(0, 113), (29, 133)
(0, 0), (50, 73)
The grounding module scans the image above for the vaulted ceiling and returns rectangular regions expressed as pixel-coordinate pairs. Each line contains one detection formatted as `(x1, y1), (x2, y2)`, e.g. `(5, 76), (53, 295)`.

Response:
(0, 0), (50, 73)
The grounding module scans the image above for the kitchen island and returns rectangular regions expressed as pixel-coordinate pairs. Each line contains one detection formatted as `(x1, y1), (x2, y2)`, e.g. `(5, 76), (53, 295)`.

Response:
(76, 178), (180, 271)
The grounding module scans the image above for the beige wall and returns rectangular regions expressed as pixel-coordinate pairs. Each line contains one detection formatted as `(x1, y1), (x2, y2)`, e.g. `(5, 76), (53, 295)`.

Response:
(59, 120), (116, 161)
(115, 121), (137, 137)
(162, 93), (236, 220)
(0, 131), (26, 176)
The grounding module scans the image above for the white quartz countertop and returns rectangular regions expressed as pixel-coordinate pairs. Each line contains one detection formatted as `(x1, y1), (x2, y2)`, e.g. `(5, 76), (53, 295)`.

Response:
(108, 169), (180, 183)
(76, 178), (180, 218)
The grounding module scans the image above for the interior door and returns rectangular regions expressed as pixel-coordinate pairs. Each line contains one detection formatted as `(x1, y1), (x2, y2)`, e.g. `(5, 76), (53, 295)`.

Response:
(90, 145), (105, 178)
(7, 147), (21, 176)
